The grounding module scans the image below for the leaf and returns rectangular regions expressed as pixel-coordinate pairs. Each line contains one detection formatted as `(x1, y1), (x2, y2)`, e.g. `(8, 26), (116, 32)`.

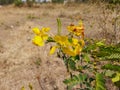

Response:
(83, 54), (90, 63)
(29, 83), (33, 90)
(68, 60), (76, 70)
(102, 64), (120, 72)
(63, 73), (88, 90)
(112, 73), (120, 83)
(96, 41), (105, 46)
(95, 73), (106, 90)
(21, 86), (25, 90)
(105, 70), (115, 77)
(46, 37), (54, 42)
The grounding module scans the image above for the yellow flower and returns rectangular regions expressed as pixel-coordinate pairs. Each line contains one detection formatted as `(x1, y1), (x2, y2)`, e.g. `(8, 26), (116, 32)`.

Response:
(54, 35), (70, 47)
(32, 27), (50, 46)
(73, 45), (82, 55)
(41, 34), (48, 40)
(32, 27), (40, 35)
(32, 27), (50, 35)
(32, 36), (44, 46)
(79, 39), (85, 47)
(62, 47), (76, 56)
(72, 38), (78, 45)
(49, 46), (57, 55)
(52, 35), (84, 56)
(42, 27), (50, 32)
(67, 21), (84, 37)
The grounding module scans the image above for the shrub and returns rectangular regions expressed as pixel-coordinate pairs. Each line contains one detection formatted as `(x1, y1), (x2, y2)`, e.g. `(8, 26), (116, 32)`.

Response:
(14, 0), (23, 6)
(0, 0), (14, 5)
(107, 0), (120, 4)
(31, 19), (120, 90)
(52, 0), (64, 3)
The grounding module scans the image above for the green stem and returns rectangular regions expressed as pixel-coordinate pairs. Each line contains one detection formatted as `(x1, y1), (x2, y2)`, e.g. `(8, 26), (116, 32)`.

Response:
(57, 18), (61, 35)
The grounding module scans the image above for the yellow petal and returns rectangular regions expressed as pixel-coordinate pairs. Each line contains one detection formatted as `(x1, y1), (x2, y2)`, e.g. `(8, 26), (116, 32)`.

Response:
(32, 36), (44, 46)
(42, 34), (48, 40)
(63, 48), (76, 56)
(49, 46), (57, 55)
(42, 27), (50, 32)
(74, 45), (82, 55)
(32, 27), (40, 35)
(72, 38), (78, 45)
(44, 27), (50, 32)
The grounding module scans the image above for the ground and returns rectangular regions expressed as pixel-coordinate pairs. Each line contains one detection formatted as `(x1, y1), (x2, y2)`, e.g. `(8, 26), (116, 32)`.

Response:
(0, 3), (119, 90)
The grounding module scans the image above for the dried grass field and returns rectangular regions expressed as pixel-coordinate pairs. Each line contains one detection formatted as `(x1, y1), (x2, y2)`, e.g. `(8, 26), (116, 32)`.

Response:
(0, 3), (119, 90)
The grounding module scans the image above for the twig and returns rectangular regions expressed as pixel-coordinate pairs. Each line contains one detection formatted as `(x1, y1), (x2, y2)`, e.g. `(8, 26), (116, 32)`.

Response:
(36, 76), (44, 90)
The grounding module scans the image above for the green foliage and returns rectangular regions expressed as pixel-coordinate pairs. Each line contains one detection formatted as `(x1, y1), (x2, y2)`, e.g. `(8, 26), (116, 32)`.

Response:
(106, 0), (120, 4)
(95, 73), (106, 90)
(102, 64), (120, 72)
(83, 39), (120, 61)
(0, 0), (14, 5)
(14, 0), (23, 7)
(102, 64), (120, 87)
(63, 73), (94, 90)
(95, 45), (120, 61)
(52, 0), (64, 3)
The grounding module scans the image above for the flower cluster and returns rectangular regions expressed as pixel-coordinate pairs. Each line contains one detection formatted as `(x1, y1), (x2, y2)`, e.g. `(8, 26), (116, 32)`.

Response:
(32, 20), (84, 56)
(67, 20), (84, 38)
(50, 35), (84, 56)
(32, 27), (50, 46)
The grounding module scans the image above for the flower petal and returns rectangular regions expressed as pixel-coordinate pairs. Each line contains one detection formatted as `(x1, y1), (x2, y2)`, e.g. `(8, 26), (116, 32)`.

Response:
(49, 46), (57, 55)
(32, 27), (40, 35)
(32, 36), (44, 46)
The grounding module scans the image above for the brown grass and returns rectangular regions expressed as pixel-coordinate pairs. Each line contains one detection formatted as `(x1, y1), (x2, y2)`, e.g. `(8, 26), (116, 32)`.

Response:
(0, 3), (119, 90)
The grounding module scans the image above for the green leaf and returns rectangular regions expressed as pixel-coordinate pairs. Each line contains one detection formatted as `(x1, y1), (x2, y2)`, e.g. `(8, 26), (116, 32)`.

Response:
(95, 73), (106, 90)
(83, 54), (90, 63)
(68, 60), (76, 70)
(112, 73), (120, 83)
(63, 73), (88, 90)
(105, 70), (115, 77)
(96, 41), (105, 46)
(46, 37), (55, 42)
(102, 64), (120, 72)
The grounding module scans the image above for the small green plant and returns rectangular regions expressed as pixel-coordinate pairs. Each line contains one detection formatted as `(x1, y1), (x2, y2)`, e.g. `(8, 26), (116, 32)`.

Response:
(106, 0), (120, 4)
(0, 0), (14, 5)
(21, 83), (33, 90)
(14, 0), (23, 7)
(52, 0), (64, 3)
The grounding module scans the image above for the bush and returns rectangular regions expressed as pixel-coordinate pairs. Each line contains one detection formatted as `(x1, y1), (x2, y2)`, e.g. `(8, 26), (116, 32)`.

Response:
(14, 0), (23, 6)
(0, 0), (14, 5)
(52, 0), (64, 3)
(107, 0), (120, 4)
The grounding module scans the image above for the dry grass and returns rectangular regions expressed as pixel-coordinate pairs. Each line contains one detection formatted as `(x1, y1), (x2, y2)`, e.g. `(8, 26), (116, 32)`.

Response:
(0, 3), (119, 90)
